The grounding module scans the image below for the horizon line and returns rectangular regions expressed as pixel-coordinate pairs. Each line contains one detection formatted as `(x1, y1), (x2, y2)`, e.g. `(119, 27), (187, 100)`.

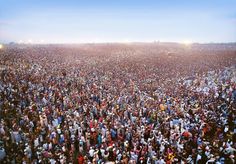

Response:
(2, 41), (236, 45)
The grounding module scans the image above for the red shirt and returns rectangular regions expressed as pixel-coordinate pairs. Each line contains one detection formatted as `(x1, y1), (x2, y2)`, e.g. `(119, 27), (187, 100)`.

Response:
(78, 155), (84, 164)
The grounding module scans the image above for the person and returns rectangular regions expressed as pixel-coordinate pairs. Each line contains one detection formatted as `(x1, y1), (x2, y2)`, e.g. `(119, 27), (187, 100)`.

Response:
(77, 153), (84, 164)
(0, 44), (235, 163)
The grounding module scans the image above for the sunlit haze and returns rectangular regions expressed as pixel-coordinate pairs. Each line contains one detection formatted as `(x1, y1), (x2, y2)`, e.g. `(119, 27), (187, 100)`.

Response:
(0, 0), (236, 43)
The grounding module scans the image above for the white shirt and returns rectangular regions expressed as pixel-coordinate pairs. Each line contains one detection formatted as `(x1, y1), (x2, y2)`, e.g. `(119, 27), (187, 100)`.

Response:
(89, 149), (95, 157)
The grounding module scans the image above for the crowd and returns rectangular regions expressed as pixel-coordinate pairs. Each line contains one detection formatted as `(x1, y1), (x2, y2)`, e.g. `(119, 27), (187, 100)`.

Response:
(0, 43), (236, 163)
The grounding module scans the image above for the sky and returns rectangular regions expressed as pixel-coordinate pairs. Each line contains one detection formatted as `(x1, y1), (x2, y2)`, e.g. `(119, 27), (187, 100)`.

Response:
(0, 0), (236, 43)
